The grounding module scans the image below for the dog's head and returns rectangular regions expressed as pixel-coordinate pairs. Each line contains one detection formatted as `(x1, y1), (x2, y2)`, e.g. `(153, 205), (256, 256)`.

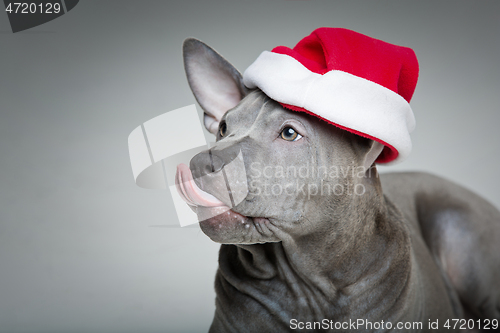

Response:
(177, 39), (383, 244)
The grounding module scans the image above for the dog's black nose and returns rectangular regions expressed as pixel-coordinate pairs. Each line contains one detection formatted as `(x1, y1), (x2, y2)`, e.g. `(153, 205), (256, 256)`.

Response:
(190, 149), (225, 180)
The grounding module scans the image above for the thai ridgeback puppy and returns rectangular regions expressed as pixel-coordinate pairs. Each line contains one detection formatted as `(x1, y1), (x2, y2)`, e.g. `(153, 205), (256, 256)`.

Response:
(175, 38), (500, 332)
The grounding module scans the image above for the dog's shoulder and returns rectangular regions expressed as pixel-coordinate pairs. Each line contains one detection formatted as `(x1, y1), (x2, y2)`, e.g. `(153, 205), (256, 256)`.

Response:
(380, 171), (493, 210)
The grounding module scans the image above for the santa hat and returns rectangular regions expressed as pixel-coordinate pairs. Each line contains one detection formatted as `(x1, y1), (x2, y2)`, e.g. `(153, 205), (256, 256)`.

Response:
(243, 27), (419, 164)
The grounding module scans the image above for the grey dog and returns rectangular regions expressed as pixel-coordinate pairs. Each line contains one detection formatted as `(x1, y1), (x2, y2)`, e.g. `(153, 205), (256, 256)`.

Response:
(176, 38), (500, 332)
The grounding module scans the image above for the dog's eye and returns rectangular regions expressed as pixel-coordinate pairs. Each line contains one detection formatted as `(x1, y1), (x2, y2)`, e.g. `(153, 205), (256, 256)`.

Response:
(219, 122), (227, 137)
(280, 126), (302, 141)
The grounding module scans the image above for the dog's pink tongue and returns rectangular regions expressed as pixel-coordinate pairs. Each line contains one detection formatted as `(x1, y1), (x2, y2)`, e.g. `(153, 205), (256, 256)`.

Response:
(175, 163), (226, 208)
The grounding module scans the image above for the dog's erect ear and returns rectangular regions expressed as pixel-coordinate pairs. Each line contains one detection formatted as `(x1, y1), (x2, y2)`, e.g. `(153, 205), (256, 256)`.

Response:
(183, 38), (249, 135)
(362, 141), (384, 172)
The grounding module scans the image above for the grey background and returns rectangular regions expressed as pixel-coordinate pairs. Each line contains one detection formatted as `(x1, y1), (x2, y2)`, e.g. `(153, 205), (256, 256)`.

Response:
(0, 1), (499, 332)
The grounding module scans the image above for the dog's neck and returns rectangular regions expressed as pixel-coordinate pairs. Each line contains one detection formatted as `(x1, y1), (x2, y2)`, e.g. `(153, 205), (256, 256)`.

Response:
(281, 175), (408, 290)
(212, 176), (417, 329)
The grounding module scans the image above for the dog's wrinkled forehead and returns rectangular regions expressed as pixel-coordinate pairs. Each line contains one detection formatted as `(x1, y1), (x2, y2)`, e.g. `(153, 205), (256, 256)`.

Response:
(220, 90), (267, 130)
(219, 90), (316, 140)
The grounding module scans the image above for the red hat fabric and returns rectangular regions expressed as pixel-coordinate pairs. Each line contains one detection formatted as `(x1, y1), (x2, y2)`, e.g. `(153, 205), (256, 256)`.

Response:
(243, 27), (419, 164)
